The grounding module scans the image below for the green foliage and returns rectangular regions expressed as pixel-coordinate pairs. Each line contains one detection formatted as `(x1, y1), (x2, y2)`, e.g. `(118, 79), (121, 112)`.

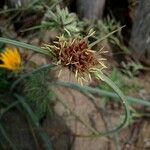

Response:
(121, 61), (144, 78)
(2, 0), (58, 10)
(96, 69), (142, 127)
(0, 70), (11, 90)
(0, 31), (5, 51)
(23, 69), (55, 119)
(92, 16), (130, 54)
(15, 94), (53, 150)
(0, 0), (61, 38)
(99, 68), (141, 96)
(0, 124), (18, 150)
(42, 6), (80, 37)
(99, 68), (123, 92)
(95, 16), (121, 37)
(27, 0), (55, 9)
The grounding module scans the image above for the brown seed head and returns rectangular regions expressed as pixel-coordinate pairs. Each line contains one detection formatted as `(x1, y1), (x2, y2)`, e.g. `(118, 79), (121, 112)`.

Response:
(53, 37), (100, 72)
(43, 35), (107, 84)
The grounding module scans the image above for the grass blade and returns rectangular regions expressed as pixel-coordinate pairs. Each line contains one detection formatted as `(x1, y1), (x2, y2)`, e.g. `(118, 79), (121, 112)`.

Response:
(14, 94), (53, 150)
(89, 26), (125, 48)
(0, 37), (49, 55)
(0, 124), (18, 150)
(53, 81), (150, 107)
(51, 81), (128, 136)
(0, 101), (19, 119)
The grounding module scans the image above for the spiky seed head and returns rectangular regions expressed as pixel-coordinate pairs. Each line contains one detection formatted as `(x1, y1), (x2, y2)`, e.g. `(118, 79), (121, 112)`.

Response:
(43, 35), (107, 84)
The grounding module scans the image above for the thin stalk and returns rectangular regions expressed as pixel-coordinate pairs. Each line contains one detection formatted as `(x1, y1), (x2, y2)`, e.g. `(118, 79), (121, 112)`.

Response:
(52, 81), (149, 107)
(0, 37), (49, 56)
(50, 82), (129, 136)
(14, 94), (53, 150)
(94, 70), (131, 127)
(0, 124), (18, 150)
(0, 101), (19, 119)
(89, 26), (125, 48)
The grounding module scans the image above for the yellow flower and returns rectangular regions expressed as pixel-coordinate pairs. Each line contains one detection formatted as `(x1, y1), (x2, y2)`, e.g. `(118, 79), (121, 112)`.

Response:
(0, 47), (22, 71)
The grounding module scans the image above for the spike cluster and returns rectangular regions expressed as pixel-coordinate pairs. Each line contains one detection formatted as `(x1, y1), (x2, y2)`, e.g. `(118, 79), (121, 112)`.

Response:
(43, 35), (107, 84)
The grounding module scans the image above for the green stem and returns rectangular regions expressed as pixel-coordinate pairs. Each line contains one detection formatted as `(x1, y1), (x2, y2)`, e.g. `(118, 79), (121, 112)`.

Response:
(89, 26), (125, 48)
(52, 81), (148, 107)
(51, 81), (129, 136)
(0, 124), (18, 150)
(94, 70), (131, 127)
(0, 101), (19, 119)
(14, 94), (53, 150)
(0, 37), (49, 55)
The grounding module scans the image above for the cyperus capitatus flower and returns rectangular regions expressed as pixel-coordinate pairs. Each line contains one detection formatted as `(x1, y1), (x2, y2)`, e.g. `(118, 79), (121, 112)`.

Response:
(43, 32), (107, 84)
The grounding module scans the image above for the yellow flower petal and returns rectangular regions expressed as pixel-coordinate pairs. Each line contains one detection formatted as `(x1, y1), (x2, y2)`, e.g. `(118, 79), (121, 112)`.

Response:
(0, 47), (22, 71)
